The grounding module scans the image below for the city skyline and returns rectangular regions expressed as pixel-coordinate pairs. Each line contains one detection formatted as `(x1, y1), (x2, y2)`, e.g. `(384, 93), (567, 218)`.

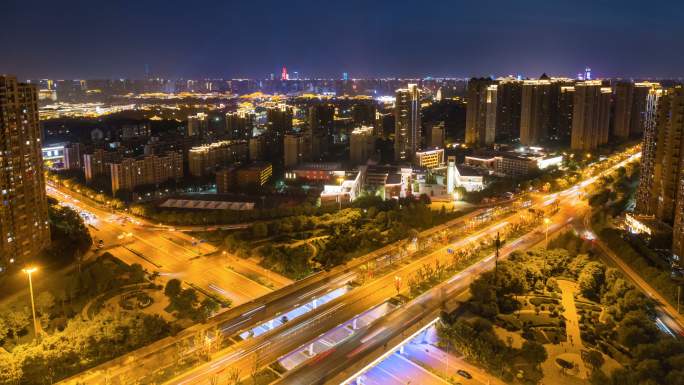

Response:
(2, 0), (684, 80)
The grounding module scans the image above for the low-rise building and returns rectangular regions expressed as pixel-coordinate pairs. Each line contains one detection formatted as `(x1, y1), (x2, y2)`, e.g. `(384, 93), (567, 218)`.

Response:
(285, 162), (345, 182)
(110, 151), (183, 193)
(465, 146), (562, 177)
(188, 140), (248, 177)
(83, 148), (124, 181)
(216, 162), (273, 192)
(415, 148), (445, 169)
(42, 142), (82, 170)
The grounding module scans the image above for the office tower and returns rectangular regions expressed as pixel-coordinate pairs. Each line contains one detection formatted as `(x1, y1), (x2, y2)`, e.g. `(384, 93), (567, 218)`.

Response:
(352, 102), (376, 126)
(558, 86), (575, 146)
(226, 111), (255, 140)
(188, 140), (248, 177)
(187, 113), (208, 137)
(0, 75), (50, 265)
(496, 77), (522, 142)
(281, 66), (288, 81)
(110, 152), (183, 194)
(284, 133), (310, 168)
(520, 77), (559, 146)
(465, 78), (497, 147)
(343, 72), (349, 81)
(429, 122), (445, 148)
(570, 81), (611, 151)
(394, 84), (421, 161)
(635, 86), (665, 216)
(350, 125), (375, 165)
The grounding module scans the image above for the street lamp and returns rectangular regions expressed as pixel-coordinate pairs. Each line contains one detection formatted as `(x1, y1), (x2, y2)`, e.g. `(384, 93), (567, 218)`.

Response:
(544, 217), (551, 249)
(22, 267), (39, 338)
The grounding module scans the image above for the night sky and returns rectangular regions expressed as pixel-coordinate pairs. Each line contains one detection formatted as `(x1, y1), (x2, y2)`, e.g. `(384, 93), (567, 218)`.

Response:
(2, 0), (683, 80)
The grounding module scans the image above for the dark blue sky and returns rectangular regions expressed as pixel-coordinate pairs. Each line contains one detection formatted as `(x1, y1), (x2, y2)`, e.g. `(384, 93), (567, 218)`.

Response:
(2, 0), (683, 79)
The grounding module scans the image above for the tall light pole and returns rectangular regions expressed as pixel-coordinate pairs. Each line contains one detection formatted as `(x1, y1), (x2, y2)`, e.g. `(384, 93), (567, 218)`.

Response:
(22, 267), (39, 338)
(544, 217), (551, 249)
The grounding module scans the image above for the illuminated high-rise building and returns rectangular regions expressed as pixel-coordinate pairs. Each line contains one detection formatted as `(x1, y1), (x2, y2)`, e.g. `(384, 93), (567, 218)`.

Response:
(666, 88), (684, 256)
(635, 85), (665, 216)
(349, 125), (375, 165)
(0, 75), (51, 267)
(284, 133), (310, 168)
(187, 113), (208, 137)
(465, 78), (497, 147)
(519, 76), (559, 146)
(614, 81), (659, 140)
(394, 84), (421, 162)
(570, 81), (611, 151)
(495, 77), (522, 142)
(226, 111), (255, 140)
(558, 86), (575, 146)
(281, 66), (289, 81)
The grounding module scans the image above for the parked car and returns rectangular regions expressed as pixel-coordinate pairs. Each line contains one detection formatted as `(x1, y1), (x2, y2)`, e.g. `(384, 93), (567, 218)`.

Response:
(457, 370), (472, 379)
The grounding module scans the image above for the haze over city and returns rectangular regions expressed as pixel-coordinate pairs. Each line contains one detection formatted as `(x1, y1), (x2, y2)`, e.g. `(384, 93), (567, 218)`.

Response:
(2, 0), (684, 79)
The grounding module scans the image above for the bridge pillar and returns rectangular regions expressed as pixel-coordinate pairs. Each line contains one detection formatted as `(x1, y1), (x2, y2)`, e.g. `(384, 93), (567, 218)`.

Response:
(269, 319), (274, 329)
(352, 318), (358, 330)
(399, 345), (405, 355)
(308, 343), (314, 356)
(312, 298), (317, 309)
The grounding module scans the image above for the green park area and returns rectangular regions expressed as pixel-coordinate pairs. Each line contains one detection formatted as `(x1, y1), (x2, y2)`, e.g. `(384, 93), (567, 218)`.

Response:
(436, 231), (684, 385)
(220, 195), (460, 279)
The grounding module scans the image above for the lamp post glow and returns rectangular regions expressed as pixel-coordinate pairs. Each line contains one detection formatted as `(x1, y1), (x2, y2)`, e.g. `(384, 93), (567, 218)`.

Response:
(544, 217), (551, 249)
(22, 267), (39, 338)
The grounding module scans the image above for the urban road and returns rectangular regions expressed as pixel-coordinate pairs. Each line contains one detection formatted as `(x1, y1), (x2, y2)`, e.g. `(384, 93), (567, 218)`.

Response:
(58, 149), (649, 385)
(58, 185), (518, 384)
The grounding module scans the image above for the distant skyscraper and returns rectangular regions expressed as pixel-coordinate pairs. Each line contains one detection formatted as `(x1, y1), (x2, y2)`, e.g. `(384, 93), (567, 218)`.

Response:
(343, 72), (349, 81)
(394, 84), (421, 162)
(0, 75), (51, 266)
(570, 81), (611, 151)
(585, 67), (592, 81)
(281, 66), (288, 81)
(465, 78), (497, 147)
